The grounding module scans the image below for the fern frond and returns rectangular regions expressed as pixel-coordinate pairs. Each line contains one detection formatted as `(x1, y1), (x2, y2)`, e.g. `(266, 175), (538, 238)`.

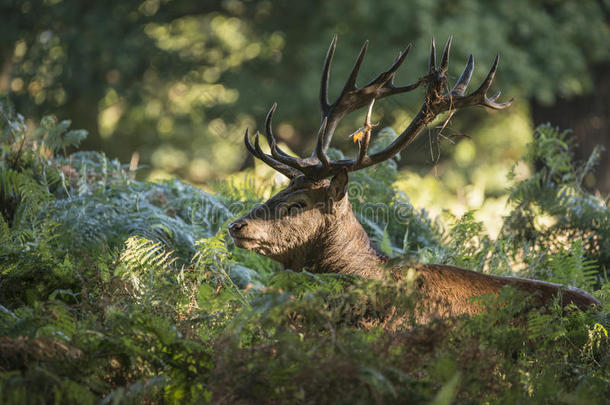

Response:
(120, 236), (177, 272)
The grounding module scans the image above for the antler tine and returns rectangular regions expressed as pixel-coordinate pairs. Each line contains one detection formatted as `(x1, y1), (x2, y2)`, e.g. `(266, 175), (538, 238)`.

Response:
(314, 117), (330, 167)
(254, 133), (304, 177)
(476, 56), (513, 110)
(483, 95), (513, 110)
(253, 101), (332, 176)
(263, 103), (278, 148)
(451, 54), (474, 96)
(369, 43), (413, 89)
(341, 40), (369, 93)
(264, 103), (292, 160)
(482, 95), (514, 109)
(388, 44), (413, 87)
(439, 36), (452, 73)
(428, 37), (436, 73)
(320, 35), (337, 114)
(269, 138), (312, 170)
(244, 129), (301, 179)
(452, 54), (513, 110)
(473, 54), (499, 96)
(243, 127), (256, 155)
(263, 102), (277, 142)
(260, 103), (320, 169)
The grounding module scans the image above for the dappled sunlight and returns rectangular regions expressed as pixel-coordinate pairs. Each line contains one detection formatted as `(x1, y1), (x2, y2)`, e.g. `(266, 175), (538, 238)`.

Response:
(98, 104), (122, 138)
(215, 169), (285, 202)
(167, 82), (238, 112)
(151, 144), (188, 171)
(115, 13), (289, 181)
(146, 169), (175, 183)
(396, 170), (511, 239)
(188, 158), (213, 183)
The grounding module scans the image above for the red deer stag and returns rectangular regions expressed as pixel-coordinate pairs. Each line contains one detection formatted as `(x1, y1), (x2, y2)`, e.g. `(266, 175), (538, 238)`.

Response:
(229, 37), (599, 316)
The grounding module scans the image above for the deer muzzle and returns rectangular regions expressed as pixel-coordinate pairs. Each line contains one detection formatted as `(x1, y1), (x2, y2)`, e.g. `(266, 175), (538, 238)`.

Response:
(228, 219), (261, 250)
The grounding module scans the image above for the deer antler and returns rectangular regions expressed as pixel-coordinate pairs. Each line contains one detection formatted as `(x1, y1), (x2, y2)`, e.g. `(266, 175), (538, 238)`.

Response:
(244, 36), (513, 180)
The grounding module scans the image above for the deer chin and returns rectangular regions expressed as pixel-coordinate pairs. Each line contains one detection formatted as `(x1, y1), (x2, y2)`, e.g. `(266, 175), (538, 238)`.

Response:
(231, 237), (276, 257)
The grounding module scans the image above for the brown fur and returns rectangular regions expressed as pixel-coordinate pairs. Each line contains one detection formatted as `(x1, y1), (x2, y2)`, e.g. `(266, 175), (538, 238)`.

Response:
(229, 174), (600, 317)
(410, 264), (599, 317)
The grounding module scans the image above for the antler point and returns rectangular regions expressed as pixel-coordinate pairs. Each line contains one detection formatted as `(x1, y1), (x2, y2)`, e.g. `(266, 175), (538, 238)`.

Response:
(429, 37), (437, 72)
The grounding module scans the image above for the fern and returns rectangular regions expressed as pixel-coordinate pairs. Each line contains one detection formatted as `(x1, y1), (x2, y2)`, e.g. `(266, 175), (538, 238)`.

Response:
(1, 104), (609, 405)
(35, 115), (87, 155)
(0, 168), (51, 227)
(503, 124), (610, 274)
(193, 233), (249, 305)
(120, 236), (178, 272)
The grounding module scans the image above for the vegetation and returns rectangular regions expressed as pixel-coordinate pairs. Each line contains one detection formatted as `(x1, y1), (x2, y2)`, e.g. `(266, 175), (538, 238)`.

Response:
(1, 102), (608, 404)
(2, 0), (609, 183)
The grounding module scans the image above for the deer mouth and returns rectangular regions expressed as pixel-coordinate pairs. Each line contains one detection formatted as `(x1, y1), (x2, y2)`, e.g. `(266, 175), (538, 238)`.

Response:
(230, 235), (254, 242)
(229, 233), (275, 257)
(229, 234), (258, 249)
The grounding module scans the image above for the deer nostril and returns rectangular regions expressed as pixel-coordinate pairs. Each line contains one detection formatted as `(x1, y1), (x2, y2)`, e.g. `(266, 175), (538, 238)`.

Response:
(229, 220), (247, 232)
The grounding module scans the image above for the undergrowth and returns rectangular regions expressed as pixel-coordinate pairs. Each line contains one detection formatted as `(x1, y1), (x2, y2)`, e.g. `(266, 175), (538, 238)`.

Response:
(0, 101), (608, 404)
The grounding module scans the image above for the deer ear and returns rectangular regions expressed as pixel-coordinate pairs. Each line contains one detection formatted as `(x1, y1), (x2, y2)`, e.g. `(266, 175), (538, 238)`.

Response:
(328, 169), (349, 201)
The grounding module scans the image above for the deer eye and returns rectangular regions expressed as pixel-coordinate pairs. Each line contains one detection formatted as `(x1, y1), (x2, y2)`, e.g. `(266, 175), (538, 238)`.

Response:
(287, 201), (307, 214)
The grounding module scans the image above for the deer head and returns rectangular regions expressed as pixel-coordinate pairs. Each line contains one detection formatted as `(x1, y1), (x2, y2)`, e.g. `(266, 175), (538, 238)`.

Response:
(228, 170), (365, 272)
(229, 36), (512, 277)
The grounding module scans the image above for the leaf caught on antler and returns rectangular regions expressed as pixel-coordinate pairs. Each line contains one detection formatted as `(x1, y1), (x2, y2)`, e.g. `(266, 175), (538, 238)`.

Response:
(349, 127), (367, 143)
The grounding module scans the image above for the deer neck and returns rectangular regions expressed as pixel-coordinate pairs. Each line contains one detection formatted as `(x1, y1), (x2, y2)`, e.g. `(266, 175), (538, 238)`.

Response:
(278, 203), (387, 278)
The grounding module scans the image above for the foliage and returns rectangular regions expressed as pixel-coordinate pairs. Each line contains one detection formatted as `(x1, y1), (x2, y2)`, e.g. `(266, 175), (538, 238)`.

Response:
(503, 124), (610, 276)
(1, 0), (608, 181)
(1, 105), (609, 404)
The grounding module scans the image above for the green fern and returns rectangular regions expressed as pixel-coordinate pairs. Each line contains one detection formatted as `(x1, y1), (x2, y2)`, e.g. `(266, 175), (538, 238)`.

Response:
(1, 104), (609, 405)
(503, 124), (610, 274)
(120, 236), (178, 272)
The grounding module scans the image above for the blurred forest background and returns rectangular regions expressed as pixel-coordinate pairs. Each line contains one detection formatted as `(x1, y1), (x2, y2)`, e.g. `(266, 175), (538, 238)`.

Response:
(1, 0), (609, 231)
